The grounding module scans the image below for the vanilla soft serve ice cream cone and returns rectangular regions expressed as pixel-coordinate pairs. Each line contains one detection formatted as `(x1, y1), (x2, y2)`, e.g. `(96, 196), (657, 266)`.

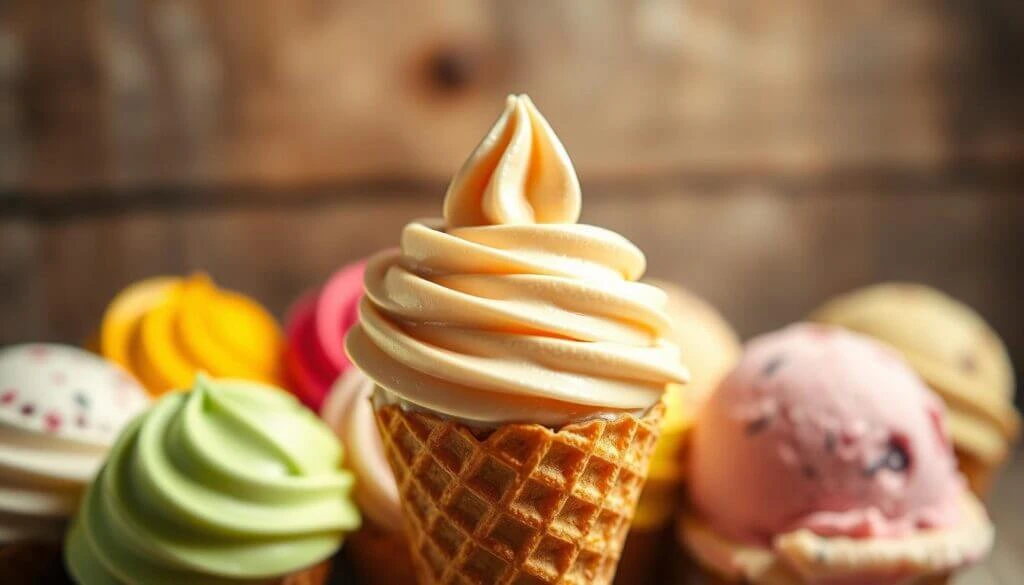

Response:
(345, 94), (690, 584)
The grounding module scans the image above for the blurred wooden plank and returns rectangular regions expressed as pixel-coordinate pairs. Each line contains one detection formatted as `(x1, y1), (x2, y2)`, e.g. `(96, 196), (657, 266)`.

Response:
(4, 186), (1021, 364)
(0, 220), (43, 342)
(14, 191), (438, 345)
(5, 163), (1024, 221)
(0, 0), (1022, 192)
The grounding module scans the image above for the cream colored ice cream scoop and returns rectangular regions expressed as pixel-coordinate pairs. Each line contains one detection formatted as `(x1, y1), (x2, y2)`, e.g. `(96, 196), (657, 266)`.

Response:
(0, 344), (150, 544)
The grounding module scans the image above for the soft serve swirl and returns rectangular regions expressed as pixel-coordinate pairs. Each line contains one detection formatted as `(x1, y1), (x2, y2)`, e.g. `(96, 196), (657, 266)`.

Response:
(345, 95), (689, 426)
(65, 375), (360, 585)
(0, 423), (91, 543)
(100, 274), (283, 396)
(321, 368), (403, 533)
(0, 344), (150, 544)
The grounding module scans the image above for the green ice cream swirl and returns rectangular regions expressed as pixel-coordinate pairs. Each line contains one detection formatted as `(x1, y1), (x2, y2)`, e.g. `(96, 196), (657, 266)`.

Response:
(65, 374), (361, 585)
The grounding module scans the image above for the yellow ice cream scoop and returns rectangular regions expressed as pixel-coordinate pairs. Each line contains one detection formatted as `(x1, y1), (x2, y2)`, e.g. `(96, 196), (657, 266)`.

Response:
(810, 282), (1019, 494)
(634, 279), (741, 530)
(98, 274), (283, 396)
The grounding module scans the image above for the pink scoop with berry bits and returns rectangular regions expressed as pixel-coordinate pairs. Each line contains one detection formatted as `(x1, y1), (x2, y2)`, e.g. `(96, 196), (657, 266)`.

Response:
(682, 324), (993, 585)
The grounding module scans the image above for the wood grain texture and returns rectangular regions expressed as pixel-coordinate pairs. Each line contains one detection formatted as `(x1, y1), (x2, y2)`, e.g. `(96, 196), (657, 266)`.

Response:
(3, 184), (1021, 375)
(0, 220), (43, 342)
(1, 0), (1022, 192)
(0, 0), (1019, 580)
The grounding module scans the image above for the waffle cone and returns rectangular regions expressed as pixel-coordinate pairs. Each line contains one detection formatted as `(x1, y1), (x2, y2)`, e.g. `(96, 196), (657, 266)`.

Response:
(374, 401), (665, 585)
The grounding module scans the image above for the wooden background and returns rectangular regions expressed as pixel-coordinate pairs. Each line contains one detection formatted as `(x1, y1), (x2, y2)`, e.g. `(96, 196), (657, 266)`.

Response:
(1, 0), (1022, 399)
(0, 0), (1022, 580)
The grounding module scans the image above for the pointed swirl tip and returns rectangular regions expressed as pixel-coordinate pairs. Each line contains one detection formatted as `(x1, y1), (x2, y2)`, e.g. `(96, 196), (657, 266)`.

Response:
(444, 94), (581, 228)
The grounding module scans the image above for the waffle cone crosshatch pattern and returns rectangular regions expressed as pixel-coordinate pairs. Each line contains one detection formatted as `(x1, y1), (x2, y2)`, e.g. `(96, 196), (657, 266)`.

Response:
(374, 403), (664, 584)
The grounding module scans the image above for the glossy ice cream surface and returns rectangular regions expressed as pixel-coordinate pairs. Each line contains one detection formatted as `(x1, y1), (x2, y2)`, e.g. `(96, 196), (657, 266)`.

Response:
(690, 324), (964, 546)
(345, 94), (689, 427)
(321, 368), (403, 533)
(0, 344), (149, 543)
(65, 374), (360, 584)
(99, 274), (283, 396)
(284, 261), (366, 411)
(810, 283), (1019, 470)
(287, 259), (403, 531)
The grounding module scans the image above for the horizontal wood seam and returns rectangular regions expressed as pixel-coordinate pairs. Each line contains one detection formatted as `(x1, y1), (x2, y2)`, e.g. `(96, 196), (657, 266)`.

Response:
(2, 161), (1023, 223)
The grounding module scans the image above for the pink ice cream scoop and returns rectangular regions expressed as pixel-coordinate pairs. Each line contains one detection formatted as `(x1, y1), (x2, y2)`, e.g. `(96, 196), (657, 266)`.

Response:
(283, 260), (366, 410)
(690, 323), (964, 546)
(321, 368), (404, 533)
(285, 257), (404, 531)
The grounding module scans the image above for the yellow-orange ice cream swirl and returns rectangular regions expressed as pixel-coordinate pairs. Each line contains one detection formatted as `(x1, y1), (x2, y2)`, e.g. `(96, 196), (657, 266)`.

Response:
(346, 95), (689, 426)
